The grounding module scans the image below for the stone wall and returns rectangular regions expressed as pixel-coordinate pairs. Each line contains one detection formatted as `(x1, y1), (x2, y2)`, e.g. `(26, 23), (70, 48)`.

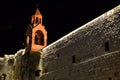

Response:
(42, 51), (120, 80)
(0, 49), (41, 80)
(0, 58), (4, 74)
(0, 4), (120, 80)
(41, 5), (120, 80)
(14, 49), (41, 80)
(14, 49), (23, 80)
(0, 55), (15, 80)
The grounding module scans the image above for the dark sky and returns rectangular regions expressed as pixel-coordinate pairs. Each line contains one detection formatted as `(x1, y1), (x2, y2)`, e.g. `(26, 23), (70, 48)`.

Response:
(0, 0), (119, 56)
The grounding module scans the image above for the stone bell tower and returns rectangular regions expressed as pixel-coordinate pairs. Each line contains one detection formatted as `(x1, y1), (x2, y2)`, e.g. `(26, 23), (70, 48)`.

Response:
(26, 7), (47, 53)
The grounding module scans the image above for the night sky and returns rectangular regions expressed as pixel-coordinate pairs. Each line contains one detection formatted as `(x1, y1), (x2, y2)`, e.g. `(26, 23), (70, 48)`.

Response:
(0, 0), (119, 56)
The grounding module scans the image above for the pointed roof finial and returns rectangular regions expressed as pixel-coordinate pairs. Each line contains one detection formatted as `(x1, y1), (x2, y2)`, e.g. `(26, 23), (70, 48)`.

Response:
(35, 4), (41, 15)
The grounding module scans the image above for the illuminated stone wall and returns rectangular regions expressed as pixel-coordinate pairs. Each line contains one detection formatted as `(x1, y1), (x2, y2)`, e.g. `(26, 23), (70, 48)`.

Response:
(14, 49), (41, 80)
(0, 58), (4, 74)
(0, 4), (120, 80)
(41, 5), (120, 80)
(0, 55), (15, 80)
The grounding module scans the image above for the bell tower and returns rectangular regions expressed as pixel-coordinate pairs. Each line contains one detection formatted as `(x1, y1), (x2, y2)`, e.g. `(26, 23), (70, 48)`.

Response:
(26, 6), (47, 53)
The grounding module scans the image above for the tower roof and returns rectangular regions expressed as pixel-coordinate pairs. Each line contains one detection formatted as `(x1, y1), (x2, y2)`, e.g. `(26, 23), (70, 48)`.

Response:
(35, 8), (41, 15)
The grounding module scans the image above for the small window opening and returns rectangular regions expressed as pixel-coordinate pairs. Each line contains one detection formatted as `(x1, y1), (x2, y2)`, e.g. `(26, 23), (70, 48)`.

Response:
(114, 72), (119, 77)
(93, 65), (96, 68)
(105, 42), (109, 51)
(77, 70), (80, 73)
(36, 17), (39, 23)
(40, 19), (41, 24)
(35, 70), (41, 76)
(72, 55), (76, 63)
(108, 77), (112, 80)
(44, 68), (47, 73)
(57, 53), (60, 57)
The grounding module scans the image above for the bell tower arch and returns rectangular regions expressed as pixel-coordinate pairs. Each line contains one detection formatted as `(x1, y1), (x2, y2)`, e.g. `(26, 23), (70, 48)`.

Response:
(26, 6), (47, 53)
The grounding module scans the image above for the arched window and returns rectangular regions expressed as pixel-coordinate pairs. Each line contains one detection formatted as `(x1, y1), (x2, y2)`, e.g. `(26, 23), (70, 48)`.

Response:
(35, 30), (44, 45)
(36, 17), (41, 24)
(39, 19), (41, 24)
(36, 17), (39, 23)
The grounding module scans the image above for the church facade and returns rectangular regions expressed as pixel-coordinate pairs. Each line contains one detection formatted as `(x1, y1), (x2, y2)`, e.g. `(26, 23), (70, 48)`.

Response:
(0, 4), (120, 80)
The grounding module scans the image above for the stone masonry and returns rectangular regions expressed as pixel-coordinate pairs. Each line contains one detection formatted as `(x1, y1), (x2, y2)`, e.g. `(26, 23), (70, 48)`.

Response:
(41, 5), (120, 80)
(0, 4), (120, 80)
